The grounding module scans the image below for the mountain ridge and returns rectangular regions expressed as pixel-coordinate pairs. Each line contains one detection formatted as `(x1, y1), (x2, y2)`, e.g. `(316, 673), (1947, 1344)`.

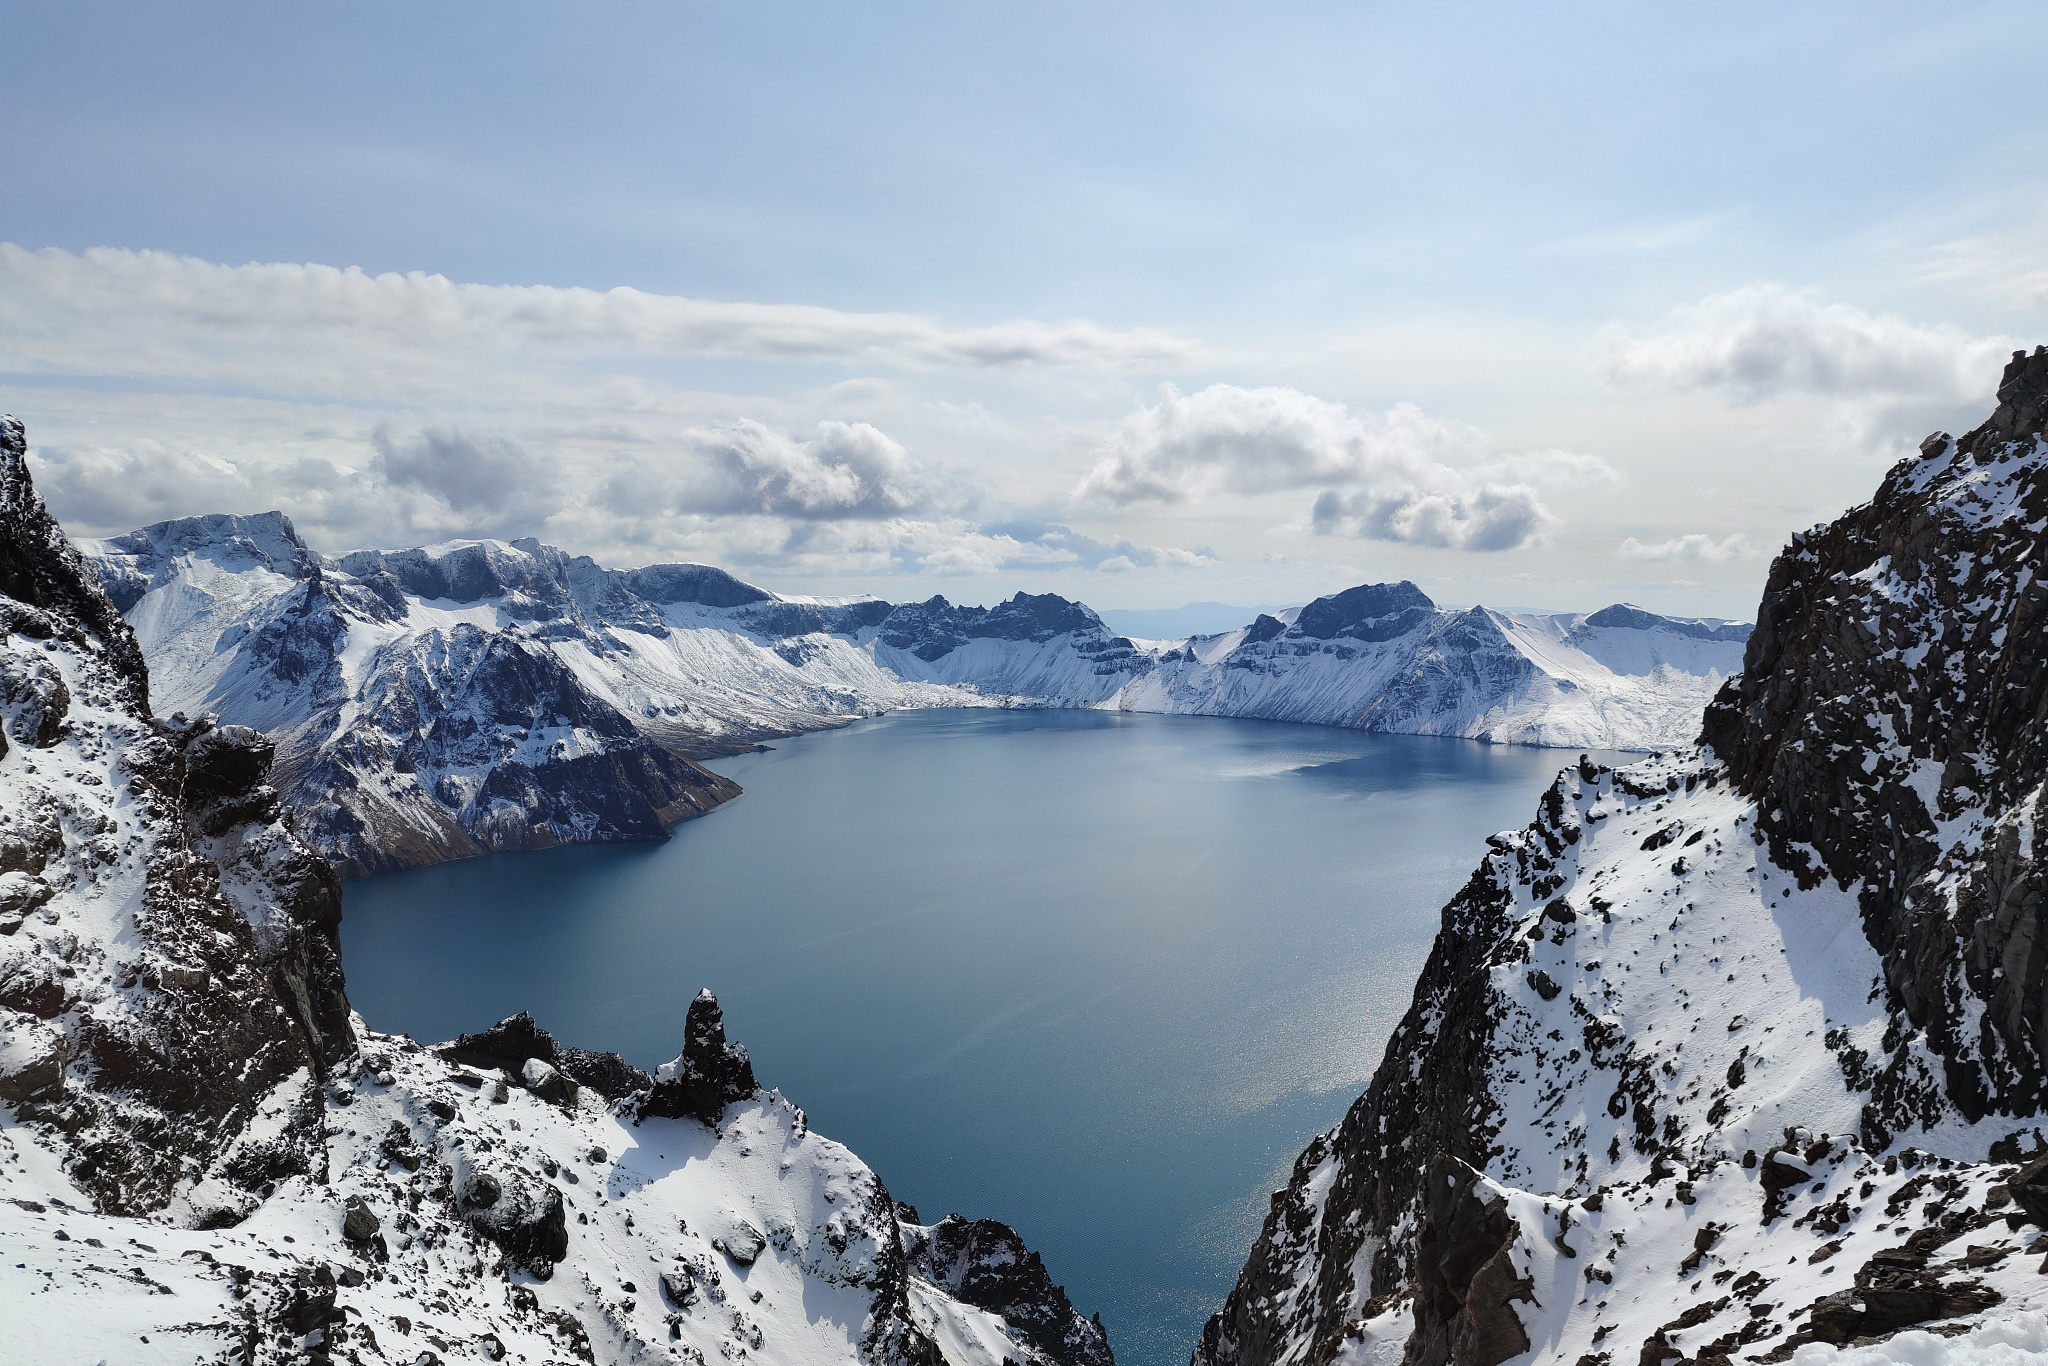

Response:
(79, 518), (1749, 874)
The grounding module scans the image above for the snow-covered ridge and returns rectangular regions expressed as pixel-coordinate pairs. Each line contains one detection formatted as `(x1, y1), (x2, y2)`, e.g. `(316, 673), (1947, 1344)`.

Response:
(1194, 346), (2048, 1366)
(79, 519), (1747, 874)
(0, 413), (1110, 1366)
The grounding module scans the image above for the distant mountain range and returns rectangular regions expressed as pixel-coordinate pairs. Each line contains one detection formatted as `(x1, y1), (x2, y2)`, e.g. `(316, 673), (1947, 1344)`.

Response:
(80, 521), (1748, 873)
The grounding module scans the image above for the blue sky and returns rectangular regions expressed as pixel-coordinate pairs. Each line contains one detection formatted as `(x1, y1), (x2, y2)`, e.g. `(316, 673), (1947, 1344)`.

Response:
(4, 1), (2045, 616)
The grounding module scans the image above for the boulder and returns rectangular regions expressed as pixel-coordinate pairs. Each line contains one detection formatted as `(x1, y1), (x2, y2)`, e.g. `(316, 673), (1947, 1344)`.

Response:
(521, 1056), (577, 1107)
(2008, 1152), (2048, 1226)
(0, 654), (67, 748)
(342, 1194), (381, 1242)
(461, 1172), (568, 1278)
(713, 1220), (766, 1266)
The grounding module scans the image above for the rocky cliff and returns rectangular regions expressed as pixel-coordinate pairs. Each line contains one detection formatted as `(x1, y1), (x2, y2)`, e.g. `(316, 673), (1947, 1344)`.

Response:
(1194, 350), (2048, 1366)
(0, 417), (1108, 1366)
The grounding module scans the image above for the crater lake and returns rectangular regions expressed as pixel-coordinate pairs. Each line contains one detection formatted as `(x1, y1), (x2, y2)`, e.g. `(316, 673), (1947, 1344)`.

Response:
(342, 709), (1618, 1366)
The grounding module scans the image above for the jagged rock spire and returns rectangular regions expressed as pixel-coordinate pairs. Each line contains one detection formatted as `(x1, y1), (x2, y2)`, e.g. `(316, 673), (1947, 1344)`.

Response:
(639, 988), (760, 1126)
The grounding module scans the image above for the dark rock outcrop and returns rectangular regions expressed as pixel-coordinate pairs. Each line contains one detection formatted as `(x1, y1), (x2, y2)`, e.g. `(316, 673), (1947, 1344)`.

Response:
(877, 592), (1121, 661)
(1404, 1157), (1533, 1366)
(441, 1010), (650, 1101)
(295, 620), (741, 876)
(903, 1214), (1115, 1366)
(638, 989), (759, 1126)
(1579, 603), (1750, 643)
(1794, 1240), (2001, 1345)
(0, 417), (148, 711)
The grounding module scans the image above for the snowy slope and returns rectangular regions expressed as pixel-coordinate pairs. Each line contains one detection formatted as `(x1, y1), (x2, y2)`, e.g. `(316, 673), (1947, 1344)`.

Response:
(1196, 348), (2048, 1366)
(0, 414), (1109, 1366)
(1105, 595), (1743, 749)
(80, 525), (1745, 874)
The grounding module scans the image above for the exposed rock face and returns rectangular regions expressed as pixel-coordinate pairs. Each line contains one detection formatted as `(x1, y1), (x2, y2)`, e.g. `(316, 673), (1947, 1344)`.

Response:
(1703, 345), (2048, 1134)
(1404, 1157), (1531, 1366)
(639, 988), (761, 1126)
(1291, 581), (1438, 641)
(0, 418), (147, 712)
(1195, 356), (2048, 1366)
(902, 1213), (1116, 1366)
(0, 416), (354, 1221)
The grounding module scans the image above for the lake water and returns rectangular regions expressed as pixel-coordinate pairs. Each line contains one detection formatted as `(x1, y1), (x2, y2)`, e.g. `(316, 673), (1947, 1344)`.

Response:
(342, 710), (1599, 1366)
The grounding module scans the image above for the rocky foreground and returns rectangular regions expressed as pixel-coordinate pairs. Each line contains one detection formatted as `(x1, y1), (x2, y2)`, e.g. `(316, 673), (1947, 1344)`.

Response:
(0, 415), (1108, 1366)
(1196, 349), (2048, 1366)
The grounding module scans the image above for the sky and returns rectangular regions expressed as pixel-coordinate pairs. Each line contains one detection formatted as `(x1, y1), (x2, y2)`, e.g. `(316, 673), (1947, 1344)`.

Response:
(3, 2), (2045, 618)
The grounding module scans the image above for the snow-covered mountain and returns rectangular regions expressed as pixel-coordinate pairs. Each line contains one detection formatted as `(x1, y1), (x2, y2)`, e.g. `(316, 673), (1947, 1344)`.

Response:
(80, 521), (1746, 875)
(0, 414), (1110, 1366)
(1195, 347), (2048, 1365)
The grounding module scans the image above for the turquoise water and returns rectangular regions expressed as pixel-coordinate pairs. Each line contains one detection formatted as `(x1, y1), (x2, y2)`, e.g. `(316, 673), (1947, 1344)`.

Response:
(341, 710), (1595, 1366)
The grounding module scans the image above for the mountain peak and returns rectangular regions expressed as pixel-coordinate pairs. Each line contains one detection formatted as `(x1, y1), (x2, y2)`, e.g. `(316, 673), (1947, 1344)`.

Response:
(1957, 343), (2048, 458)
(1292, 580), (1435, 641)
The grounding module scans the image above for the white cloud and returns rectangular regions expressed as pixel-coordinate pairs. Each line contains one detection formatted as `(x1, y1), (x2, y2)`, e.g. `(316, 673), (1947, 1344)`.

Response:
(1598, 284), (2011, 403)
(1615, 532), (1756, 562)
(0, 244), (1203, 384)
(1073, 384), (1593, 552)
(674, 420), (931, 520)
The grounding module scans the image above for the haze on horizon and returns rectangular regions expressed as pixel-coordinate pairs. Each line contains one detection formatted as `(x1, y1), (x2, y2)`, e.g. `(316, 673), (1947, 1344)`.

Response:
(3, 1), (2045, 620)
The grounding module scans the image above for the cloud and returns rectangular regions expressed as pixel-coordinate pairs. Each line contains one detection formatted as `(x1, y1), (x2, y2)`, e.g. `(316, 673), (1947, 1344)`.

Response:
(731, 517), (1159, 579)
(1615, 532), (1756, 562)
(0, 244), (1202, 381)
(371, 426), (562, 529)
(1310, 484), (1551, 553)
(1074, 384), (1589, 552)
(29, 439), (269, 534)
(27, 400), (1229, 583)
(1598, 284), (2011, 403)
(591, 418), (945, 526)
(685, 420), (928, 520)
